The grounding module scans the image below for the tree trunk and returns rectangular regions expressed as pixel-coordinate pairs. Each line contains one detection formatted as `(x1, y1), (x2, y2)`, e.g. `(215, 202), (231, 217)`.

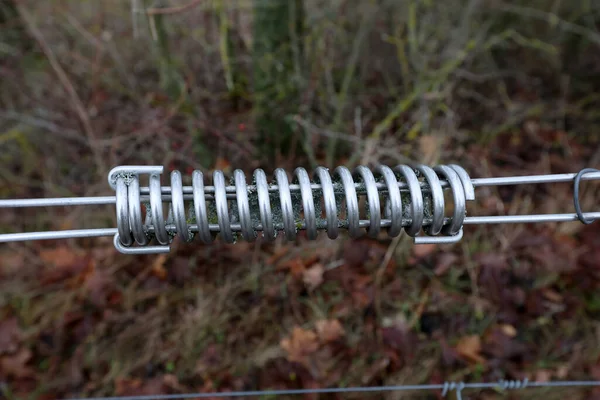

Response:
(252, 0), (304, 161)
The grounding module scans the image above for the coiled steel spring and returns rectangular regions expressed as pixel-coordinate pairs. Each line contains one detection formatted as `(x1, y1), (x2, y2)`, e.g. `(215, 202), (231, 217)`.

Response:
(109, 164), (474, 253)
(0, 164), (599, 254)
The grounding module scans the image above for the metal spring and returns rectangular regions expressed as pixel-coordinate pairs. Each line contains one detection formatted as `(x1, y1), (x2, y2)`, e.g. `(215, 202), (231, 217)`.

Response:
(1, 165), (599, 255)
(108, 164), (475, 253)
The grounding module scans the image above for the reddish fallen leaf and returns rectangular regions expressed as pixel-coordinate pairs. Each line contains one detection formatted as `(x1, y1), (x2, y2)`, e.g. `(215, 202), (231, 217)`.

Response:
(303, 264), (324, 290)
(213, 157), (231, 174)
(277, 258), (306, 279)
(115, 377), (167, 396)
(315, 320), (345, 343)
(39, 246), (80, 268)
(455, 335), (486, 364)
(39, 247), (92, 285)
(412, 244), (437, 259)
(152, 254), (168, 281)
(280, 327), (319, 364)
(0, 348), (35, 378)
(0, 318), (21, 354)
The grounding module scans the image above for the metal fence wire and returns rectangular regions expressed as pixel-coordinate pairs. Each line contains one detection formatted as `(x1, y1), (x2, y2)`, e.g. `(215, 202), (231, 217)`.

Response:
(64, 379), (600, 400)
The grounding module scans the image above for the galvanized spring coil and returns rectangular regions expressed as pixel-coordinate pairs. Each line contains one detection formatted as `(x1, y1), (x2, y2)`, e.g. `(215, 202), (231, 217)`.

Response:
(110, 164), (475, 251)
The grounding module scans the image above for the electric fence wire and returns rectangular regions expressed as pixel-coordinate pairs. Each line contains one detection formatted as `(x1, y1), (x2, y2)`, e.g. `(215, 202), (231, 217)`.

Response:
(62, 379), (600, 400)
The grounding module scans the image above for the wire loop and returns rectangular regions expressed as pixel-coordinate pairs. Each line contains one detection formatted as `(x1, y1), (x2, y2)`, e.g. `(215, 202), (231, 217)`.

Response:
(573, 168), (599, 225)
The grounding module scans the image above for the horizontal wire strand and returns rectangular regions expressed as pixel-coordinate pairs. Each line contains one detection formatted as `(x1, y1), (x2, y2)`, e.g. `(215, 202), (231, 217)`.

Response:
(2, 211), (600, 243)
(62, 380), (600, 400)
(2, 171), (600, 209)
(0, 168), (599, 246)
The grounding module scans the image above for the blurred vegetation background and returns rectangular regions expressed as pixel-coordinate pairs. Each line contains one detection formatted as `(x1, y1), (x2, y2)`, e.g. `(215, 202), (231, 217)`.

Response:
(1, 0), (600, 399)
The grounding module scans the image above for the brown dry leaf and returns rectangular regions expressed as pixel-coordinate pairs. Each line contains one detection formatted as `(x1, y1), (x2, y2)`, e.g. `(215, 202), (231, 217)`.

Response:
(39, 246), (80, 268)
(280, 326), (319, 364)
(115, 377), (167, 396)
(412, 244), (437, 259)
(303, 264), (324, 290)
(0, 348), (35, 378)
(213, 157), (231, 174)
(152, 254), (168, 281)
(277, 258), (306, 279)
(542, 289), (563, 303)
(456, 335), (486, 364)
(0, 318), (21, 354)
(315, 320), (345, 343)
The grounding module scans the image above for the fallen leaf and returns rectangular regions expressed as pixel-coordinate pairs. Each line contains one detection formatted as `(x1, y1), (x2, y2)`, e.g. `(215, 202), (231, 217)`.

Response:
(412, 244), (437, 259)
(0, 318), (21, 354)
(280, 326), (319, 364)
(277, 258), (306, 279)
(315, 320), (345, 343)
(152, 254), (168, 281)
(0, 348), (35, 378)
(500, 324), (517, 338)
(40, 248), (91, 285)
(213, 157), (231, 174)
(39, 246), (80, 268)
(535, 369), (552, 383)
(115, 377), (167, 396)
(542, 289), (563, 303)
(455, 335), (486, 364)
(303, 264), (324, 290)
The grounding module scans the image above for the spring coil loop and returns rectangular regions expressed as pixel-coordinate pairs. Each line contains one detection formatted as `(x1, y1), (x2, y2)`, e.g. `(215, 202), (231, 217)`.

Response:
(111, 164), (475, 250)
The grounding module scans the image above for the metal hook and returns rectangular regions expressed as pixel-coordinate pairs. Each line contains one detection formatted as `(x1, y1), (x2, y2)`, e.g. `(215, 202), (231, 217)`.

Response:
(113, 234), (170, 255)
(573, 168), (599, 225)
(414, 227), (464, 244)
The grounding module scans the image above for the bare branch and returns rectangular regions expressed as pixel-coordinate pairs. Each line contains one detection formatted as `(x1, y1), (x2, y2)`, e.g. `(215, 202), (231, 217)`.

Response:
(146, 0), (202, 15)
(15, 4), (106, 175)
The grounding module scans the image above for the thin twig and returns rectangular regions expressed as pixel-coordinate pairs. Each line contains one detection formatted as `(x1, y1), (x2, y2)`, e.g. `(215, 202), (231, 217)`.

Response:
(146, 0), (202, 15)
(16, 4), (106, 175)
